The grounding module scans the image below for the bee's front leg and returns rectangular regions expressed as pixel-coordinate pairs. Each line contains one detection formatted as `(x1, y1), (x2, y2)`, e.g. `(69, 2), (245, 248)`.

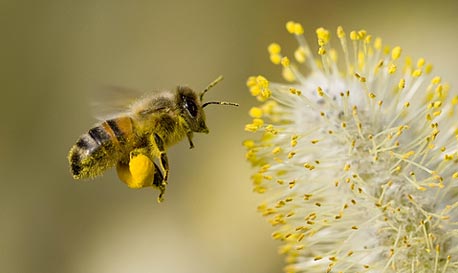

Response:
(186, 131), (194, 149)
(152, 133), (169, 202)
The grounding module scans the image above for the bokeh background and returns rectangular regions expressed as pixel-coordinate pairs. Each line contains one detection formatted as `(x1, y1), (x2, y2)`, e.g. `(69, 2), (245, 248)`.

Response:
(1, 0), (457, 272)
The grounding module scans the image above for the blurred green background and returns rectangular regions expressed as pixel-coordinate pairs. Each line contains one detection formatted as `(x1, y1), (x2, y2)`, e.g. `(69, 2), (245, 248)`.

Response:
(1, 0), (457, 272)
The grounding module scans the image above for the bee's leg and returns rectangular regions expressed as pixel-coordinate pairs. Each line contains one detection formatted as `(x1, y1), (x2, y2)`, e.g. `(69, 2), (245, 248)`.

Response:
(152, 133), (169, 185)
(186, 131), (194, 149)
(152, 162), (166, 202)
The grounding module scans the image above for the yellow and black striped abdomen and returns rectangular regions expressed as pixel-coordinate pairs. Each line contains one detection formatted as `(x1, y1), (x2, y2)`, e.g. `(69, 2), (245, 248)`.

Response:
(68, 117), (134, 179)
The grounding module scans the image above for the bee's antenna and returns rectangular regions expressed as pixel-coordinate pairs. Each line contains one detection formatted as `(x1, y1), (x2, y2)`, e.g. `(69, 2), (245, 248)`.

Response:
(200, 75), (224, 101)
(202, 101), (239, 108)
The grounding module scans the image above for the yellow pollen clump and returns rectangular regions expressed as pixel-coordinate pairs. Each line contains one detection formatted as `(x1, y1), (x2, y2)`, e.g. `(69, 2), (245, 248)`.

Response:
(117, 153), (154, 189)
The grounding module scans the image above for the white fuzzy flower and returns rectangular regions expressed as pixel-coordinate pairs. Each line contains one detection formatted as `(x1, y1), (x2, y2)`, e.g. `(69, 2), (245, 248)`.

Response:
(245, 21), (458, 273)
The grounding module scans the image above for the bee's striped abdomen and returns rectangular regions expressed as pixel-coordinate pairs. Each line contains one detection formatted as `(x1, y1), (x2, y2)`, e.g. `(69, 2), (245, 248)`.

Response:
(68, 117), (134, 179)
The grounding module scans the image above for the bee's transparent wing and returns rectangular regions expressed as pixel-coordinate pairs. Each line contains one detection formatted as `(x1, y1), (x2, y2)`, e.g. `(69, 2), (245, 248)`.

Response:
(91, 85), (144, 121)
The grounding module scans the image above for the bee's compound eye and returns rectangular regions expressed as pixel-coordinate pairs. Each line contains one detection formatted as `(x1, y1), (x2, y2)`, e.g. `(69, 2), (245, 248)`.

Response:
(185, 97), (198, 117)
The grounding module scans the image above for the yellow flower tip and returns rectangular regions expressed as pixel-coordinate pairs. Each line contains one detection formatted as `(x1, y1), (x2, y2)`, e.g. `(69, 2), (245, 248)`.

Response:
(398, 78), (406, 89)
(249, 107), (263, 118)
(281, 56), (290, 67)
(388, 64), (397, 74)
(318, 47), (326, 55)
(358, 29), (367, 38)
(256, 75), (269, 88)
(432, 76), (442, 84)
(294, 47), (306, 63)
(412, 68), (422, 77)
(246, 76), (256, 87)
(249, 75), (272, 100)
(116, 153), (154, 189)
(286, 21), (304, 35)
(294, 23), (304, 35)
(374, 37), (382, 50)
(329, 48), (338, 62)
(350, 30), (359, 41)
(245, 123), (259, 132)
(286, 21), (296, 34)
(337, 26), (345, 39)
(242, 139), (255, 149)
(425, 64), (433, 74)
(316, 27), (330, 45)
(364, 34), (372, 44)
(268, 43), (281, 54)
(282, 67), (296, 82)
(417, 57), (426, 68)
(270, 54), (281, 65)
(391, 46), (402, 60)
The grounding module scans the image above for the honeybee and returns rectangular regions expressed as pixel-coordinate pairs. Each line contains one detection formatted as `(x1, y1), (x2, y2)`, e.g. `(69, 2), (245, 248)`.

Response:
(68, 76), (238, 202)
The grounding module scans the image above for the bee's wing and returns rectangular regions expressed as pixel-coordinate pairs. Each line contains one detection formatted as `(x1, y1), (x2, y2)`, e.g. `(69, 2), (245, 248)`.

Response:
(91, 85), (144, 121)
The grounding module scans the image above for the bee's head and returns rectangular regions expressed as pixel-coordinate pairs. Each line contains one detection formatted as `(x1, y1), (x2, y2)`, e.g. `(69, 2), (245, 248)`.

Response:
(177, 76), (238, 134)
(176, 86), (208, 133)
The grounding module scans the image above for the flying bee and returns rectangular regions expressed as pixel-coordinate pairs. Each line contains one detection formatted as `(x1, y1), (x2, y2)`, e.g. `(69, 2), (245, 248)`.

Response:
(68, 76), (238, 202)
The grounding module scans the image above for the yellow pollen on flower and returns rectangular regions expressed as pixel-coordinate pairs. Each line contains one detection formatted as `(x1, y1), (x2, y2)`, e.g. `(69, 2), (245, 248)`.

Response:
(282, 67), (296, 82)
(417, 58), (426, 68)
(318, 47), (326, 55)
(272, 147), (282, 155)
(294, 47), (306, 63)
(242, 139), (255, 149)
(249, 107), (263, 118)
(286, 21), (304, 35)
(350, 31), (358, 41)
(374, 37), (382, 50)
(432, 76), (442, 84)
(399, 78), (406, 89)
(268, 43), (281, 54)
(388, 64), (397, 74)
(364, 34), (372, 44)
(337, 26), (345, 38)
(270, 54), (281, 65)
(317, 87), (325, 96)
(425, 64), (433, 74)
(412, 69), (422, 77)
(281, 56), (290, 67)
(316, 27), (330, 46)
(391, 46), (402, 60)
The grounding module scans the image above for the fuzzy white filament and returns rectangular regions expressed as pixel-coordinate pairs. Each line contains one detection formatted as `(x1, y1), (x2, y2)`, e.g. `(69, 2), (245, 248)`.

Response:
(244, 22), (458, 273)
